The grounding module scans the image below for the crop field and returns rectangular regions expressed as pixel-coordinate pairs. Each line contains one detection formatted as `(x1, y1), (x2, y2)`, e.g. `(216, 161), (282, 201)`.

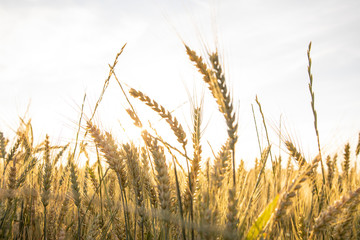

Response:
(1, 42), (360, 240)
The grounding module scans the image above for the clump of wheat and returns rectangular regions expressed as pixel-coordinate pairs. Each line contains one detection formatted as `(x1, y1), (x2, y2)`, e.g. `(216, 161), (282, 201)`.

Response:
(310, 187), (360, 239)
(185, 45), (238, 187)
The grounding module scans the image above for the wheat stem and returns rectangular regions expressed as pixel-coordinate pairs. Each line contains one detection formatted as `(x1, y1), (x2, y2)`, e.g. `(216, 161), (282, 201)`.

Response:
(307, 42), (326, 186)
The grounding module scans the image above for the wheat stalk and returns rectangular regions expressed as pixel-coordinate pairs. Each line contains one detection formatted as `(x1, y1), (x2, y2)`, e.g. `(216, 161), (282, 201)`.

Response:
(307, 42), (326, 186)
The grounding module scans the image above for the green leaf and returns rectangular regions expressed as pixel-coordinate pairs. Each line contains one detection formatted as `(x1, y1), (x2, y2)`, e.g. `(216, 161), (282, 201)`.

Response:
(246, 194), (279, 240)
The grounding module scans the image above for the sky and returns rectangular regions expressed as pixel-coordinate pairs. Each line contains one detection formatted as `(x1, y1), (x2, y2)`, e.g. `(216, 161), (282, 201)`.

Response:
(1, 0), (359, 167)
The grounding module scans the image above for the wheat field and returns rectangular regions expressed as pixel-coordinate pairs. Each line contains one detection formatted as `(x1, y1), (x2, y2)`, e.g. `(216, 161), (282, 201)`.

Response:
(1, 42), (360, 240)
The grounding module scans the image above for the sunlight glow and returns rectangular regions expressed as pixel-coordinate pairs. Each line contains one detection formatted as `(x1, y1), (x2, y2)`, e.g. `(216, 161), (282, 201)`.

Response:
(0, 0), (359, 168)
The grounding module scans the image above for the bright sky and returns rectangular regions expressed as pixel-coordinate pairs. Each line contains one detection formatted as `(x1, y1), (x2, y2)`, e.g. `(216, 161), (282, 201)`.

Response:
(1, 0), (359, 167)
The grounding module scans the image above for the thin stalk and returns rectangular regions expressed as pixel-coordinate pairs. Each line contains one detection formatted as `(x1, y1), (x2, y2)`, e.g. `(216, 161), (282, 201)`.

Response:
(86, 43), (127, 134)
(255, 96), (274, 169)
(255, 96), (277, 196)
(73, 93), (86, 156)
(307, 41), (326, 186)
(116, 172), (130, 240)
(112, 69), (142, 128)
(183, 147), (194, 240)
(44, 206), (47, 240)
(95, 147), (104, 223)
(251, 104), (262, 156)
(173, 158), (187, 240)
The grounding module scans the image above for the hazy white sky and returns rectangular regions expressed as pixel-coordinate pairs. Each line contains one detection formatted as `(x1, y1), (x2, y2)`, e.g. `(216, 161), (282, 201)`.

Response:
(1, 0), (359, 166)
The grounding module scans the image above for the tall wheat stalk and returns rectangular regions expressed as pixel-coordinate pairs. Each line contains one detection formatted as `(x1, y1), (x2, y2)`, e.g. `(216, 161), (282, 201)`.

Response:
(307, 42), (326, 186)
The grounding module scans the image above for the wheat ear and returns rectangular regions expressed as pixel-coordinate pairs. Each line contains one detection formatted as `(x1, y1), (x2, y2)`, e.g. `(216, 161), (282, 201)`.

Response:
(342, 143), (351, 190)
(2, 137), (21, 187)
(209, 51), (238, 151)
(326, 155), (334, 189)
(142, 131), (171, 239)
(0, 132), (6, 160)
(68, 154), (81, 240)
(140, 147), (158, 208)
(224, 186), (239, 239)
(123, 143), (145, 240)
(41, 135), (52, 240)
(129, 88), (187, 149)
(211, 140), (231, 189)
(285, 141), (307, 167)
